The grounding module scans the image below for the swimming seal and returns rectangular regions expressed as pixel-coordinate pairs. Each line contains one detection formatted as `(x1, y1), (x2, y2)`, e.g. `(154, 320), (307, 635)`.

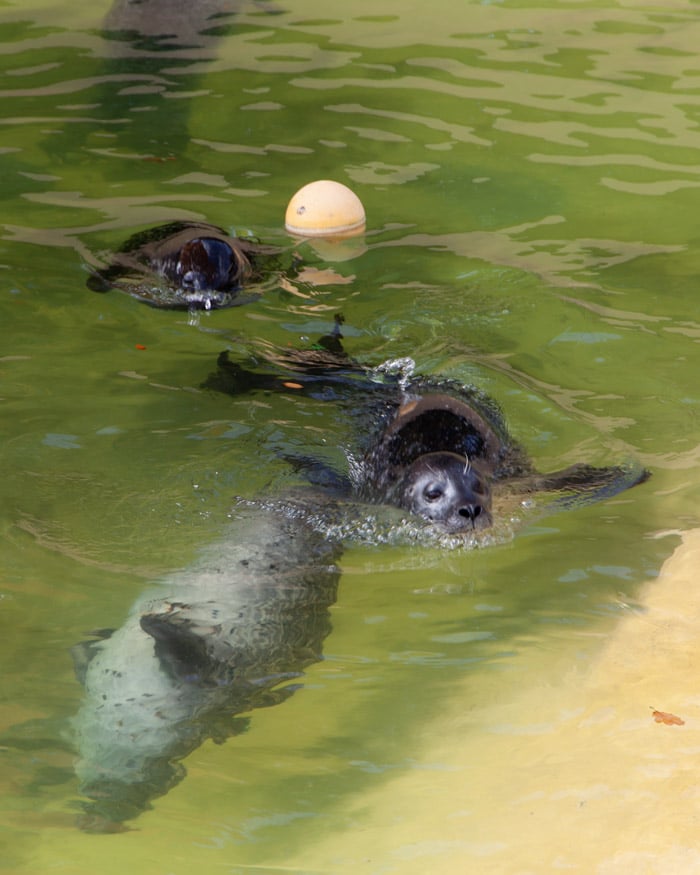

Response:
(359, 383), (650, 532)
(205, 336), (649, 534)
(361, 392), (503, 532)
(388, 450), (493, 531)
(87, 221), (278, 309)
(69, 336), (649, 832)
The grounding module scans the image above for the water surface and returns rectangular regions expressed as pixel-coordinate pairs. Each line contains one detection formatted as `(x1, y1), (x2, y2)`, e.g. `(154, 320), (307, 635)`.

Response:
(2, 0), (700, 872)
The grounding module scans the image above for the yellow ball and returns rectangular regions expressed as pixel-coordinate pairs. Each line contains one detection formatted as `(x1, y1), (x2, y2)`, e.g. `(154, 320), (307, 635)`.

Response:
(285, 180), (366, 238)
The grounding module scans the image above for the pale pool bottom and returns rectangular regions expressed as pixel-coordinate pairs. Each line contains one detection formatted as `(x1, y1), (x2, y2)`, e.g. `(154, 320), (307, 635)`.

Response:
(290, 529), (700, 874)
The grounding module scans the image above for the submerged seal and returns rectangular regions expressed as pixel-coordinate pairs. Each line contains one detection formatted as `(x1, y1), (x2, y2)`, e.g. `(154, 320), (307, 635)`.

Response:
(87, 221), (278, 309)
(72, 505), (341, 831)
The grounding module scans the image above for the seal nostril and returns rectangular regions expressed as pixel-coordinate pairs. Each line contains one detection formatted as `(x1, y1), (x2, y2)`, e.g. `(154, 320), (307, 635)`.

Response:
(458, 505), (481, 520)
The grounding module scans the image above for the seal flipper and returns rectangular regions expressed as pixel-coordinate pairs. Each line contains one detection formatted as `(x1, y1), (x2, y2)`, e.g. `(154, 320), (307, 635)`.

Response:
(281, 452), (353, 495)
(202, 314), (386, 399)
(71, 629), (115, 685)
(140, 609), (220, 684)
(202, 350), (280, 395)
(509, 462), (650, 510)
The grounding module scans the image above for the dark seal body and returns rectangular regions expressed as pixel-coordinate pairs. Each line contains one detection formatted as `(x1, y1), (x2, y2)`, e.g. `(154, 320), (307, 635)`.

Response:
(71, 348), (649, 830)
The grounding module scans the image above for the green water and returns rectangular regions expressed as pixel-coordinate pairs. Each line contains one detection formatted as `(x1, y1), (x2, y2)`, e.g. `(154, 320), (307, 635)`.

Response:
(2, 0), (699, 871)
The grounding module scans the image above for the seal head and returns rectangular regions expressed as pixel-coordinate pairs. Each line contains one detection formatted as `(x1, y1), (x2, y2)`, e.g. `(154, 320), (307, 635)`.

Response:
(88, 221), (278, 309)
(363, 391), (505, 532)
(391, 450), (493, 532)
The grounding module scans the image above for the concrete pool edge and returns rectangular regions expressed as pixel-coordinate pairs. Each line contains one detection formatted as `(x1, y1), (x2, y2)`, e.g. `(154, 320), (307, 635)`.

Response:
(288, 529), (700, 874)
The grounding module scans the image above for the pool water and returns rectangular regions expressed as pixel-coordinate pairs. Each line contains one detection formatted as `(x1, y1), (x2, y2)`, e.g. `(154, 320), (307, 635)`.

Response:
(2, 1), (700, 871)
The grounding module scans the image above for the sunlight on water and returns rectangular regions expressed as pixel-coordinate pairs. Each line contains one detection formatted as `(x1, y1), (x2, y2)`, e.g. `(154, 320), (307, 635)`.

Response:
(2, 0), (700, 872)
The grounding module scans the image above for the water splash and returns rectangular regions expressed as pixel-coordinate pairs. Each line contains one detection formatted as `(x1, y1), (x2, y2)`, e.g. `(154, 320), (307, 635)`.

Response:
(234, 495), (521, 552)
(371, 357), (416, 390)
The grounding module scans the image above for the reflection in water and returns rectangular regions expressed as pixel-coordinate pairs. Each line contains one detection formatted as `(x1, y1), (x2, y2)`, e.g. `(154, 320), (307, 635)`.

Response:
(103, 0), (280, 48)
(371, 222), (684, 292)
(94, 0), (280, 160)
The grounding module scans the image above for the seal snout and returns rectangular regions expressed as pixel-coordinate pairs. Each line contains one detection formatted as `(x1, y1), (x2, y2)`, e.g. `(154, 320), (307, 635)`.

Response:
(451, 494), (491, 532)
(458, 502), (484, 524)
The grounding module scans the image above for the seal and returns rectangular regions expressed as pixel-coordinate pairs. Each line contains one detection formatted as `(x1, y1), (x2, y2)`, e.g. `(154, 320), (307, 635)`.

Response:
(87, 221), (278, 309)
(359, 390), (506, 533)
(70, 336), (649, 832)
(358, 382), (649, 533)
(72, 505), (341, 832)
(205, 335), (649, 534)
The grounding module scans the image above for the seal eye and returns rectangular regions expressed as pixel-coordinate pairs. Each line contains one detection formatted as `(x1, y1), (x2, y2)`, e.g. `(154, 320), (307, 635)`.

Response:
(423, 485), (444, 502)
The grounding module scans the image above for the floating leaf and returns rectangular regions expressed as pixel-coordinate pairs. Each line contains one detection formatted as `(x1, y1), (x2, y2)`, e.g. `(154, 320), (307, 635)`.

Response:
(651, 709), (685, 726)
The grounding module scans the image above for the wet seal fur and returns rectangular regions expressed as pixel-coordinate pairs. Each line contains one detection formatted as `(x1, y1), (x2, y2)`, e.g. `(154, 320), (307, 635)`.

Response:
(87, 221), (278, 310)
(364, 392), (504, 532)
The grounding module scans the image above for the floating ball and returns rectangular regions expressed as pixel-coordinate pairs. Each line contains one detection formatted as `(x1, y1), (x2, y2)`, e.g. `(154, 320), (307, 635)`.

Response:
(285, 180), (366, 238)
